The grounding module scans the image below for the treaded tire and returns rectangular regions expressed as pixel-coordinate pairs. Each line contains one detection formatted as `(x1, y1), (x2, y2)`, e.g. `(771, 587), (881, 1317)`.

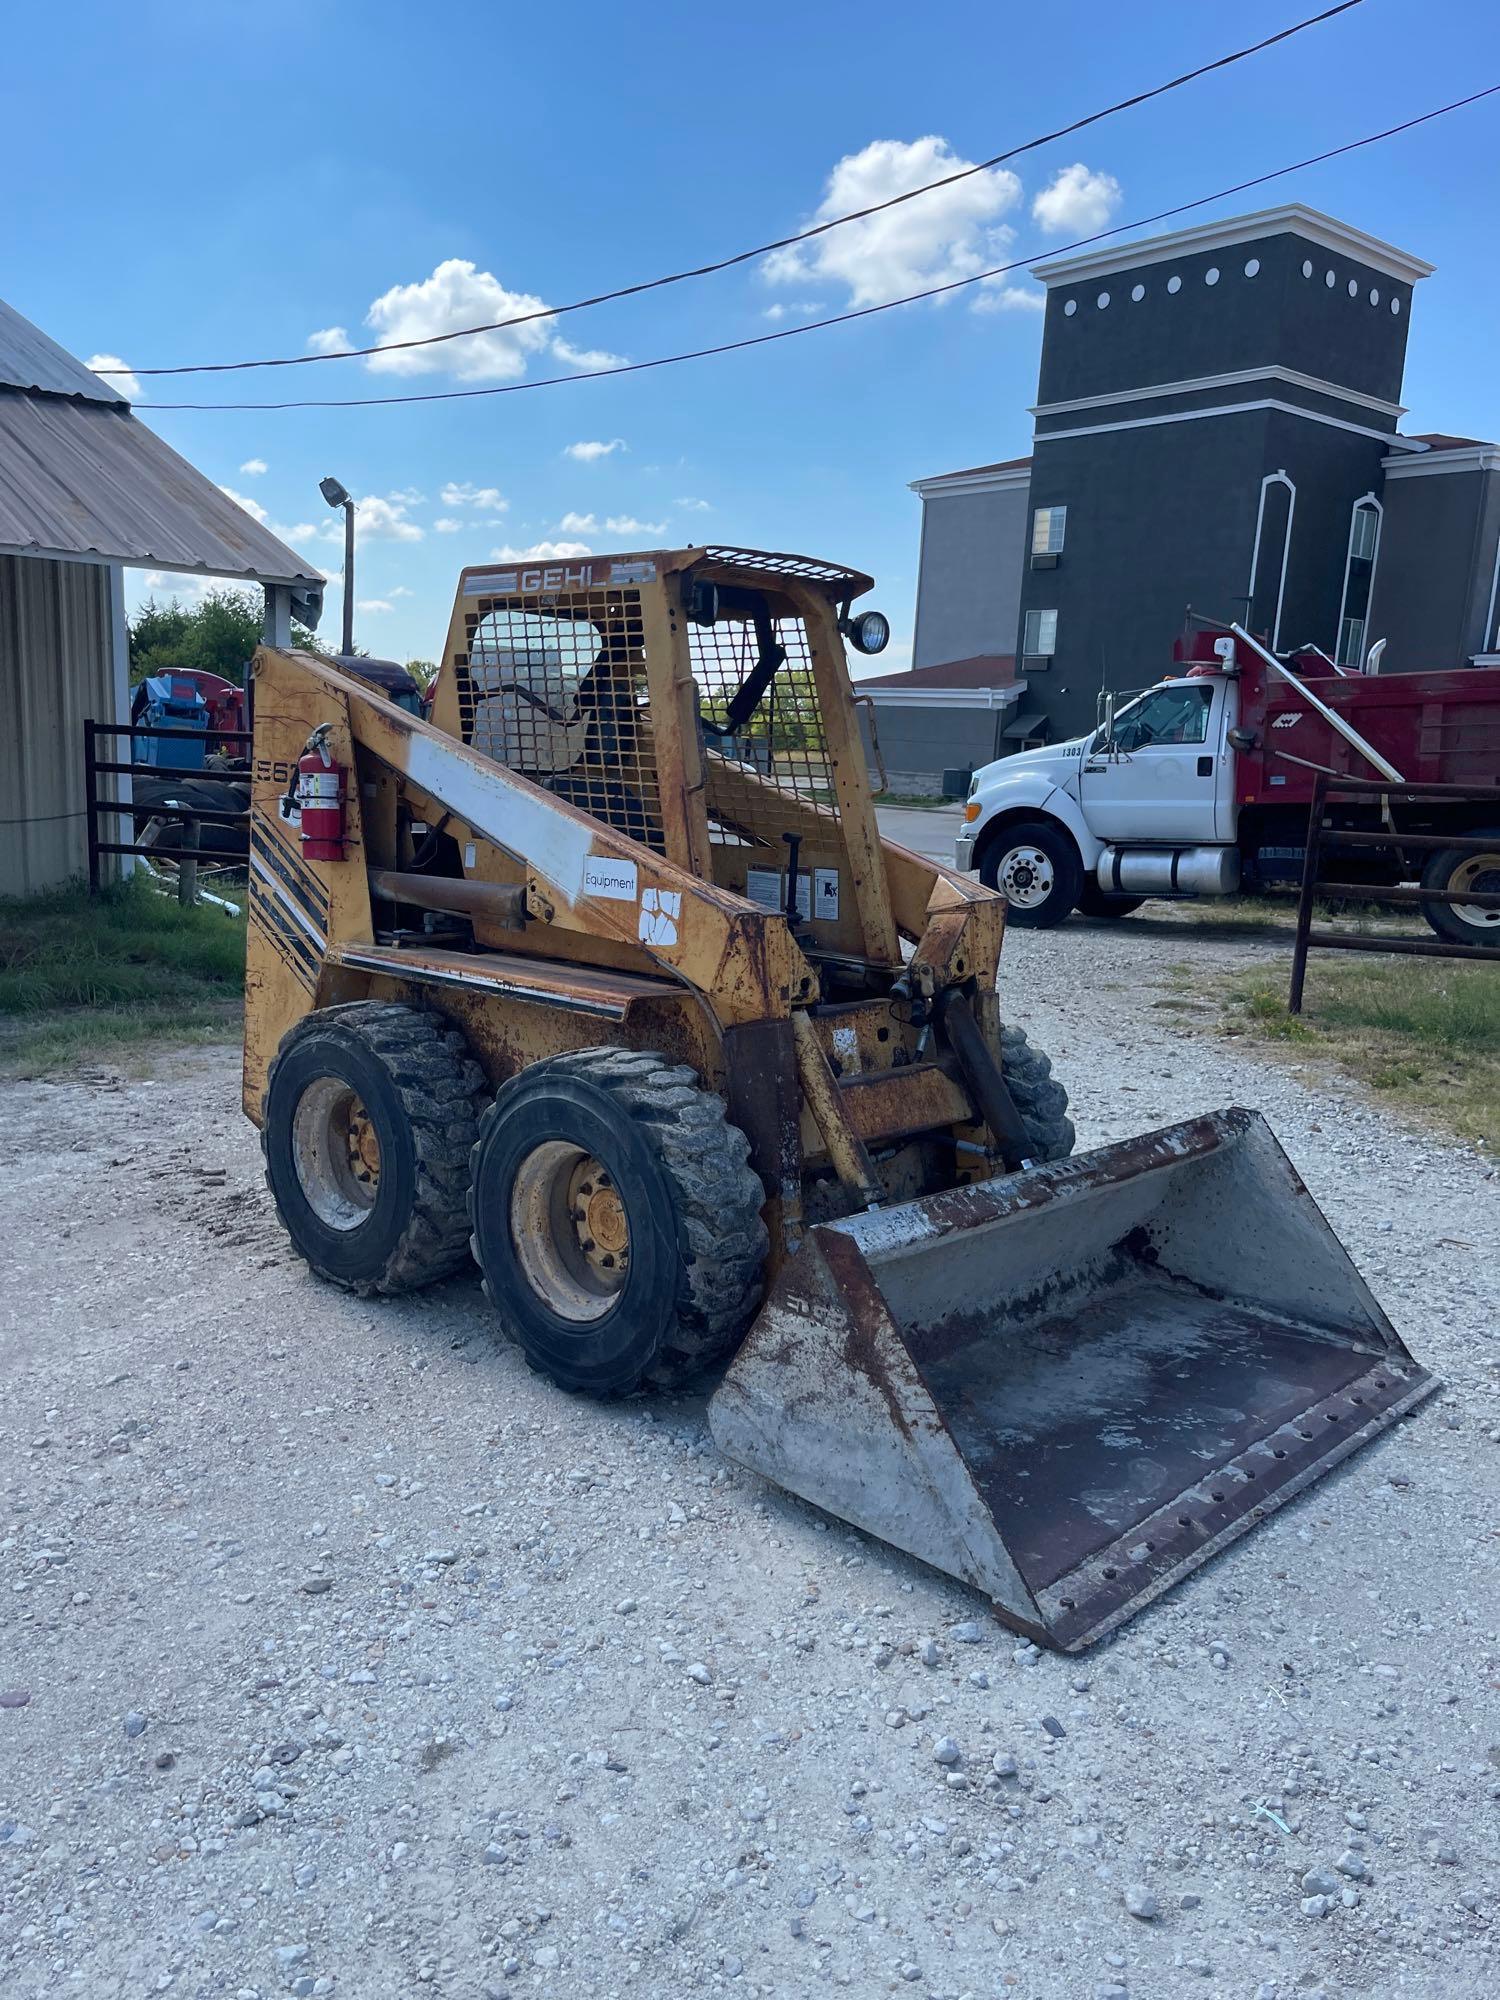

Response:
(468, 1047), (768, 1398)
(978, 819), (1082, 927)
(1418, 829), (1500, 945)
(1001, 1024), (1075, 1161)
(262, 1001), (487, 1296)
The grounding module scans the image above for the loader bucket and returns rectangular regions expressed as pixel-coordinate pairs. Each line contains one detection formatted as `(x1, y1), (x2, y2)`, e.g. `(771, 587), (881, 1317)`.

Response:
(709, 1108), (1436, 1651)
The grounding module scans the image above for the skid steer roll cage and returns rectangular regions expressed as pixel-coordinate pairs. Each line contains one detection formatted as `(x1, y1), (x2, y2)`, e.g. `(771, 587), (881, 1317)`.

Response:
(410, 545), (1006, 1031)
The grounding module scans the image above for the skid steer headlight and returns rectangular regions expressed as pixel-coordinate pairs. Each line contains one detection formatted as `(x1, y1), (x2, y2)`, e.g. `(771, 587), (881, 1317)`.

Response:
(842, 610), (890, 656)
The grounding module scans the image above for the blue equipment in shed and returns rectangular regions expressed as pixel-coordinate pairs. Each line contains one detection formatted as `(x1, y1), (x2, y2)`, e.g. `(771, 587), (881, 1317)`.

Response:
(132, 674), (209, 769)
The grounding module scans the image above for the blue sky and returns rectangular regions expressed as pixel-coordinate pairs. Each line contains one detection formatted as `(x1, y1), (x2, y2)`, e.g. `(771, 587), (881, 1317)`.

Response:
(2, 0), (1496, 670)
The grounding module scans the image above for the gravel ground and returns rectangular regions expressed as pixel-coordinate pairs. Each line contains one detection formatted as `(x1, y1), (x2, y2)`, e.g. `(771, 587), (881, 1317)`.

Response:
(2, 915), (1497, 2000)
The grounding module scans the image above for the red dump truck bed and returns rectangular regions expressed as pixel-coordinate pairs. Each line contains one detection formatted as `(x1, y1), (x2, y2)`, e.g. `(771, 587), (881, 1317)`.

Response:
(1174, 634), (1500, 809)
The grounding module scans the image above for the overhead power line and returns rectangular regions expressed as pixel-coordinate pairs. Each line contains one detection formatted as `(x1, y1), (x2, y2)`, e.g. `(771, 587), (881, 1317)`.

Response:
(111, 1), (1363, 382)
(138, 85), (1499, 415)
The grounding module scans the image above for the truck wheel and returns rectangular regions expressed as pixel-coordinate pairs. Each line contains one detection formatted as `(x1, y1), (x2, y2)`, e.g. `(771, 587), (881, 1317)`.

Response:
(469, 1048), (768, 1398)
(1001, 1025), (1075, 1160)
(979, 821), (1082, 927)
(263, 1002), (487, 1295)
(1075, 884), (1146, 920)
(1420, 831), (1500, 944)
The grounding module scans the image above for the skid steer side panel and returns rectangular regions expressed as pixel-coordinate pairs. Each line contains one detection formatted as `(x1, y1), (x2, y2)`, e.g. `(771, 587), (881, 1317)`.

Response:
(710, 1109), (1437, 1651)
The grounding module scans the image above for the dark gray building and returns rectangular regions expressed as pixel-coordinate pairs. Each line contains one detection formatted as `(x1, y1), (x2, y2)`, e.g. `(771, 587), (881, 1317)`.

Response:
(908, 203), (1500, 757)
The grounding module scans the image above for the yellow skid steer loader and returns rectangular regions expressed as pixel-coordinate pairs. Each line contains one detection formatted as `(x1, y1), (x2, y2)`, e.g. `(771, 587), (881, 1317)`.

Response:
(243, 546), (1434, 1650)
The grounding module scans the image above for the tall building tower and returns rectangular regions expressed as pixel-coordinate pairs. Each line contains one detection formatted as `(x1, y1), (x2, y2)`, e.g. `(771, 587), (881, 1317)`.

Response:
(1015, 204), (1433, 739)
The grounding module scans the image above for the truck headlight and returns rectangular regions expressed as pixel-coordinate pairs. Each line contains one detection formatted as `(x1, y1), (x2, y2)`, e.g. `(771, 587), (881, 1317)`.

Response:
(963, 800), (982, 822)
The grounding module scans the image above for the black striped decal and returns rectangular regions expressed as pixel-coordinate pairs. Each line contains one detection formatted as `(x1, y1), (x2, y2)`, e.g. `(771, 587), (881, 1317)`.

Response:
(249, 874), (320, 987)
(251, 810), (330, 930)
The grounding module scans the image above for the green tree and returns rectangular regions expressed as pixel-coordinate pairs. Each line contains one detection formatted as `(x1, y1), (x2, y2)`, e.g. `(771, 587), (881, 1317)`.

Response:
(405, 658), (439, 690)
(128, 588), (320, 686)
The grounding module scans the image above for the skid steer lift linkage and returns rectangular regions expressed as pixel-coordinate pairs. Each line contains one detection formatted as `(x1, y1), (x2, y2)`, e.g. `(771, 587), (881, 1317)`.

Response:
(243, 543), (1435, 1651)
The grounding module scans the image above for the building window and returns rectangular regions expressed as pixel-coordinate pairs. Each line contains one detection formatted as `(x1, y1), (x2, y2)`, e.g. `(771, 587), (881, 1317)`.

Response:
(1023, 609), (1058, 659)
(1336, 497), (1382, 667)
(1031, 506), (1067, 556)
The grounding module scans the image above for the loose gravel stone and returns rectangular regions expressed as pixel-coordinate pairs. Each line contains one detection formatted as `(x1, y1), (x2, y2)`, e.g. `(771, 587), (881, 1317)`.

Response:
(932, 1736), (961, 1767)
(1124, 1884), (1159, 1920)
(3, 910), (1493, 2000)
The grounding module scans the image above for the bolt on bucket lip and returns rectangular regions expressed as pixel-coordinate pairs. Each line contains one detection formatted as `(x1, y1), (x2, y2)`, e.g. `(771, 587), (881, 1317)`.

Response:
(710, 1107), (1439, 1652)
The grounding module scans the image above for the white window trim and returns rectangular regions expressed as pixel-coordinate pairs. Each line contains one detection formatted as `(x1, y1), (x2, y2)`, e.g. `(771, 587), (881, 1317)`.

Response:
(1485, 529), (1500, 654)
(1334, 492), (1383, 663)
(1248, 471), (1296, 652)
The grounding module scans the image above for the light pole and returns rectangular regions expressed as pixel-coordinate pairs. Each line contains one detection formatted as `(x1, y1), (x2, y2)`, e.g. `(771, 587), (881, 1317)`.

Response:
(319, 476), (355, 655)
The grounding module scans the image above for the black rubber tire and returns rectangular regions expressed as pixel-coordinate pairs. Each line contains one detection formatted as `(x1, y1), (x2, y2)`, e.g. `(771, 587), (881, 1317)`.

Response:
(1418, 829), (1500, 945)
(1075, 884), (1146, 920)
(1001, 1024), (1075, 1161)
(262, 1001), (487, 1296)
(468, 1047), (768, 1398)
(978, 819), (1082, 927)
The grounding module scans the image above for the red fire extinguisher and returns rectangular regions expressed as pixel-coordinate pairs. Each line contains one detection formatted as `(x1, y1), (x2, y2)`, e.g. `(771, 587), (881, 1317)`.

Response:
(290, 723), (346, 862)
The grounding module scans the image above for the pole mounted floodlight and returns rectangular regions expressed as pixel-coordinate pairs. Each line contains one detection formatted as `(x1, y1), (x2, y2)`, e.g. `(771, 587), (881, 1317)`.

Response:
(320, 477), (356, 654)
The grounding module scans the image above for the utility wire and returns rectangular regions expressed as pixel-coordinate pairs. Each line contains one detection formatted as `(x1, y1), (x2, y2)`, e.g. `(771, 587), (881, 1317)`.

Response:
(138, 85), (1498, 415)
(113, 1), (1362, 381)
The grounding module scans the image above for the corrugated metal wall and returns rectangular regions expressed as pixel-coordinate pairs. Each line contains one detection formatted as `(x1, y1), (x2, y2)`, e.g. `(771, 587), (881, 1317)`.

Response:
(0, 553), (119, 897)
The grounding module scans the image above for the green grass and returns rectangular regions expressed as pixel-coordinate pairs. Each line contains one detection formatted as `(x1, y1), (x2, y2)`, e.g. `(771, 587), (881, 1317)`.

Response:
(1224, 955), (1500, 1149)
(0, 877), (245, 1077)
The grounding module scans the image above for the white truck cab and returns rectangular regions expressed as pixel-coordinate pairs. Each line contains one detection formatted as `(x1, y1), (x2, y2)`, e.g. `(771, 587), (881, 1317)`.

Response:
(956, 672), (1242, 925)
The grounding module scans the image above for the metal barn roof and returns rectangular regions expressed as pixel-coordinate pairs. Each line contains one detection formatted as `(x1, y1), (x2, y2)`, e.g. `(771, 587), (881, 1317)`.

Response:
(0, 296), (323, 608)
(0, 297), (126, 404)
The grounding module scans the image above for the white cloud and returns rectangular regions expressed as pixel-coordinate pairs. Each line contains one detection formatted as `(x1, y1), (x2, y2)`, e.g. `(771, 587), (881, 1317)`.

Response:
(319, 259), (629, 387)
(564, 438), (626, 462)
(971, 282), (1046, 315)
(1031, 163), (1122, 236)
(87, 353), (140, 401)
(357, 598), (394, 614)
(675, 496), (712, 512)
(489, 540), (593, 562)
(762, 301), (822, 322)
(552, 336), (626, 373)
(389, 585), (414, 598)
(218, 485), (270, 524)
(434, 517), (463, 533)
(605, 515), (665, 538)
(440, 481), (506, 509)
(352, 494), (423, 542)
(239, 457), (269, 476)
(274, 492), (422, 547)
(558, 511), (598, 533)
(763, 137), (1021, 309)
